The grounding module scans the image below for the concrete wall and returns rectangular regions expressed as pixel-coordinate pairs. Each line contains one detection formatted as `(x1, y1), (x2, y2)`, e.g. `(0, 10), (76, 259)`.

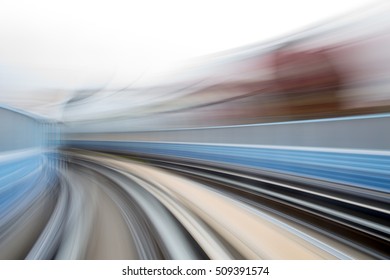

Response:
(0, 106), (47, 152)
(63, 114), (390, 150)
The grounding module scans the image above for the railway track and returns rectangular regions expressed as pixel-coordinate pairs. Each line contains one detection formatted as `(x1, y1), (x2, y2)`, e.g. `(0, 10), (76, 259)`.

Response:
(1, 149), (388, 259)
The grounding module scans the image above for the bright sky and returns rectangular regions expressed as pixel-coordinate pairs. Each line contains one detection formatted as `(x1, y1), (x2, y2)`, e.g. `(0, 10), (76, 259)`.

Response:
(0, 0), (380, 91)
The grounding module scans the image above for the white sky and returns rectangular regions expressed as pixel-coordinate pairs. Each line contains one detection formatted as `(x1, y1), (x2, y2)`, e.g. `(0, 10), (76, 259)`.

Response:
(0, 0), (381, 91)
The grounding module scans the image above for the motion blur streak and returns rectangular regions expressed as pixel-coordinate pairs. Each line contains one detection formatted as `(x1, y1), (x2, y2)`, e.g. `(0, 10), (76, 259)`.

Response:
(69, 152), (360, 259)
(1, 2), (390, 259)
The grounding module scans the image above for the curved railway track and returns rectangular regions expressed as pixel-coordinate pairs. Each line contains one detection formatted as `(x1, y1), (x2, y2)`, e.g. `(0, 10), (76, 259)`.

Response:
(1, 149), (389, 259)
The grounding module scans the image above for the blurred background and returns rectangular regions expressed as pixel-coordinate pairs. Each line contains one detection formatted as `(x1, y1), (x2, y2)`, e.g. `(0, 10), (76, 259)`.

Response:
(0, 0), (389, 259)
